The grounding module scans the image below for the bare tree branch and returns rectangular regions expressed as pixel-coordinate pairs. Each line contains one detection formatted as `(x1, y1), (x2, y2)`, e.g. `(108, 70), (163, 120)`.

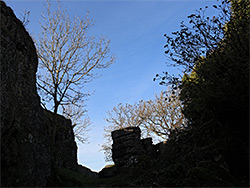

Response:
(36, 0), (115, 143)
(102, 89), (187, 162)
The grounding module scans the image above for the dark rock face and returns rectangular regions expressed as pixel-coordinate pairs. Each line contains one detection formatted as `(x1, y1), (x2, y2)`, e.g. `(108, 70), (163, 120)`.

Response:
(43, 110), (78, 171)
(77, 164), (98, 177)
(0, 1), (50, 186)
(99, 165), (117, 178)
(111, 127), (168, 169)
(109, 127), (244, 187)
(111, 127), (156, 167)
(0, 1), (78, 186)
(141, 137), (155, 157)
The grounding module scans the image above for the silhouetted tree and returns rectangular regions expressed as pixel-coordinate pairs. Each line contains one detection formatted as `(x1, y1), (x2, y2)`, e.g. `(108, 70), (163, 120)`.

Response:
(36, 0), (115, 143)
(157, 0), (249, 123)
(102, 89), (186, 161)
(157, 0), (249, 182)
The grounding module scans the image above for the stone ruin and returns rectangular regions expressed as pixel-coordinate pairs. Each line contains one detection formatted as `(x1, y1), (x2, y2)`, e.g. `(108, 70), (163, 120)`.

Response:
(111, 127), (166, 168)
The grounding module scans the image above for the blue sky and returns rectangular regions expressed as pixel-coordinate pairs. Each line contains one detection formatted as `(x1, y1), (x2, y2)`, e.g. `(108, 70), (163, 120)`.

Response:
(6, 0), (218, 172)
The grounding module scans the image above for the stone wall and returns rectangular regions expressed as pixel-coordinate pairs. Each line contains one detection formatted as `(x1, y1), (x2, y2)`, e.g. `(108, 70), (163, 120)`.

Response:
(0, 1), (78, 186)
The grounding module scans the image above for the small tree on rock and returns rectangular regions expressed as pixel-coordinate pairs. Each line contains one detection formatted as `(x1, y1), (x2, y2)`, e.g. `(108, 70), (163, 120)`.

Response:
(36, 0), (115, 143)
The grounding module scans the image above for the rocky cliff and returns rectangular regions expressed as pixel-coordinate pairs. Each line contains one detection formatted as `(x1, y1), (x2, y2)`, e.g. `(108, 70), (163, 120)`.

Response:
(0, 1), (77, 186)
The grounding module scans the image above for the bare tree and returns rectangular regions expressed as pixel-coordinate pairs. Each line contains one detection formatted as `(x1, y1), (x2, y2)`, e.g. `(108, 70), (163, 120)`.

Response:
(136, 90), (186, 139)
(20, 9), (30, 27)
(36, 0), (115, 142)
(102, 89), (186, 161)
(62, 103), (91, 143)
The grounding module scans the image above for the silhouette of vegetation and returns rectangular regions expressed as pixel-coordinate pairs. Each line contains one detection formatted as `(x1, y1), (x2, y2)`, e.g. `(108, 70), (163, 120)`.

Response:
(102, 89), (186, 162)
(35, 0), (115, 143)
(20, 9), (30, 27)
(155, 0), (249, 185)
(157, 0), (249, 124)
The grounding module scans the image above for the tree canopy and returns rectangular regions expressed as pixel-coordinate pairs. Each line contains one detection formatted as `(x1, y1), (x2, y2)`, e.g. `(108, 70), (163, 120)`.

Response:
(156, 0), (249, 181)
(156, 0), (249, 125)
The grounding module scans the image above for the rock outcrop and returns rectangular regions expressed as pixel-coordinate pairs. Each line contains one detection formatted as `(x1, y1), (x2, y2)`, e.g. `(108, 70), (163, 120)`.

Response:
(77, 164), (98, 177)
(112, 127), (144, 167)
(109, 125), (249, 187)
(0, 1), (77, 186)
(99, 165), (118, 178)
(43, 110), (78, 172)
(0, 1), (50, 186)
(111, 127), (157, 167)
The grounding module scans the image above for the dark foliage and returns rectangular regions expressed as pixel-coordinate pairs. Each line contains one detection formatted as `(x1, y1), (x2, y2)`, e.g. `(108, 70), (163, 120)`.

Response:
(154, 0), (249, 186)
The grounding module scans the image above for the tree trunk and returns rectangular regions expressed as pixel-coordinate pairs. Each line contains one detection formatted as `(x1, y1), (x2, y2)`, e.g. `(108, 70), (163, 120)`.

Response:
(54, 86), (59, 114)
